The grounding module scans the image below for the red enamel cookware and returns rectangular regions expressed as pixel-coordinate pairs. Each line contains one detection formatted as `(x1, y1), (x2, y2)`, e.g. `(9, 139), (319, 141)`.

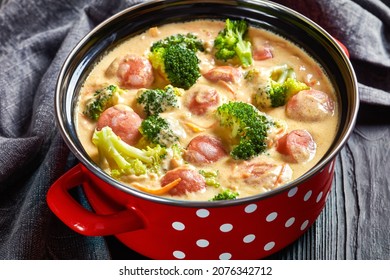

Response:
(47, 0), (358, 260)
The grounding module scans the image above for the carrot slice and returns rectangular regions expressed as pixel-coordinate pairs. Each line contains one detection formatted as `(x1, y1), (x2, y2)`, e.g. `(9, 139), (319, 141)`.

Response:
(184, 122), (206, 133)
(274, 164), (287, 187)
(131, 178), (181, 195)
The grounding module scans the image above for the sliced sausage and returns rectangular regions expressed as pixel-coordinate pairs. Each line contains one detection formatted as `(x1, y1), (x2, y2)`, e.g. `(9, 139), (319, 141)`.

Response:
(253, 45), (273, 61)
(108, 54), (154, 89)
(276, 129), (316, 163)
(286, 89), (335, 121)
(184, 135), (227, 165)
(96, 104), (142, 146)
(160, 167), (206, 196)
(231, 157), (292, 190)
(203, 66), (242, 83)
(187, 85), (220, 115)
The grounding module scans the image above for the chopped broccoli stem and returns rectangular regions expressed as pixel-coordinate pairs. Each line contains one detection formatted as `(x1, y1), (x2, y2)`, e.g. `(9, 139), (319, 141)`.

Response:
(214, 18), (253, 67)
(170, 143), (184, 159)
(216, 101), (273, 160)
(210, 188), (239, 201)
(137, 85), (180, 116)
(270, 64), (291, 83)
(83, 85), (123, 120)
(92, 126), (167, 177)
(111, 159), (147, 178)
(199, 169), (221, 188)
(235, 32), (253, 67)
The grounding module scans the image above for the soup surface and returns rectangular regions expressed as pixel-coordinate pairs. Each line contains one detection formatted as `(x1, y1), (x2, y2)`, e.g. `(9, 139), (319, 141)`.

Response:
(76, 19), (339, 201)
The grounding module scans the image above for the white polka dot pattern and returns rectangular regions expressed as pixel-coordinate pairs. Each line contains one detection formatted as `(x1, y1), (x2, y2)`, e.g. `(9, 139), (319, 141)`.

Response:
(300, 220), (309, 231)
(285, 217), (295, 228)
(220, 223), (233, 232)
(244, 204), (257, 213)
(243, 234), (256, 243)
(196, 239), (209, 248)
(172, 221), (185, 231)
(173, 250), (185, 259)
(169, 178), (327, 259)
(219, 253), (232, 260)
(266, 212), (278, 222)
(288, 187), (298, 197)
(316, 191), (323, 203)
(196, 209), (209, 218)
(325, 190), (330, 201)
(328, 160), (334, 173)
(264, 241), (275, 251)
(304, 190), (312, 201)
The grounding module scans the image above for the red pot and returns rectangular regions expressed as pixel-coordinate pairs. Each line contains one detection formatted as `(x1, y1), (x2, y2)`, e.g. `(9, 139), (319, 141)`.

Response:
(47, 0), (359, 260)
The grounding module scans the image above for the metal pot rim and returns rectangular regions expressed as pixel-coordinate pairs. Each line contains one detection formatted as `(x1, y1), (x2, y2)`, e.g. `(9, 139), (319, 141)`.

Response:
(55, 0), (359, 208)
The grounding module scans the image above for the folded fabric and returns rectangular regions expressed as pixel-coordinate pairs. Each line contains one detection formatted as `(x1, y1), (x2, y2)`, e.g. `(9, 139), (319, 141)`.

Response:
(0, 0), (388, 259)
(0, 0), (142, 260)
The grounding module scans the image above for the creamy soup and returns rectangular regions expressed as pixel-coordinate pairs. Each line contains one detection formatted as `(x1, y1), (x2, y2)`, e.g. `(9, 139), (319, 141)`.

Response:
(75, 19), (338, 201)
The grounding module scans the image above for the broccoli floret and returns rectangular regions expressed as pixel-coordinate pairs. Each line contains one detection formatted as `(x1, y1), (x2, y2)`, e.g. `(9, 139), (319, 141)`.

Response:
(199, 169), (220, 188)
(244, 68), (261, 81)
(83, 85), (123, 120)
(210, 189), (239, 201)
(254, 64), (309, 108)
(137, 85), (181, 116)
(151, 33), (204, 52)
(149, 34), (204, 90)
(170, 143), (184, 159)
(214, 19), (253, 67)
(216, 101), (273, 160)
(139, 115), (179, 147)
(92, 126), (167, 177)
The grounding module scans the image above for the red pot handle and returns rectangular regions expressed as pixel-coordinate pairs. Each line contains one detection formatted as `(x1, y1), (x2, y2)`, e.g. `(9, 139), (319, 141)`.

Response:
(46, 164), (145, 236)
(334, 38), (350, 58)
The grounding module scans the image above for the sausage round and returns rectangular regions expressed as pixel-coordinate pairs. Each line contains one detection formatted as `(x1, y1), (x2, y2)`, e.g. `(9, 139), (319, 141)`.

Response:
(115, 54), (154, 89)
(187, 85), (220, 115)
(230, 157), (292, 190)
(253, 45), (273, 61)
(184, 135), (227, 164)
(160, 168), (206, 196)
(286, 89), (335, 121)
(96, 104), (142, 146)
(203, 66), (242, 83)
(276, 129), (316, 163)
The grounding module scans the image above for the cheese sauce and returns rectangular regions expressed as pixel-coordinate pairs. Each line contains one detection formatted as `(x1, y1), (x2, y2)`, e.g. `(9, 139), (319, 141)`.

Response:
(75, 20), (339, 201)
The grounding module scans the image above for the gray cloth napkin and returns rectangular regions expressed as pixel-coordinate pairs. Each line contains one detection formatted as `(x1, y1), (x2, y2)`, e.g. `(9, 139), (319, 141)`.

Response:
(0, 0), (389, 259)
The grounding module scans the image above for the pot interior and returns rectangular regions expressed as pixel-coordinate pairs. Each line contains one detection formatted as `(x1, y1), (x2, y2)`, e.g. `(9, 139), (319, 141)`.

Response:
(56, 0), (358, 206)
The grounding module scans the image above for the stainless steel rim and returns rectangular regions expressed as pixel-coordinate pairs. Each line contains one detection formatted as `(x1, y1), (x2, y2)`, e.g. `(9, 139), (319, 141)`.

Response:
(55, 0), (359, 208)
